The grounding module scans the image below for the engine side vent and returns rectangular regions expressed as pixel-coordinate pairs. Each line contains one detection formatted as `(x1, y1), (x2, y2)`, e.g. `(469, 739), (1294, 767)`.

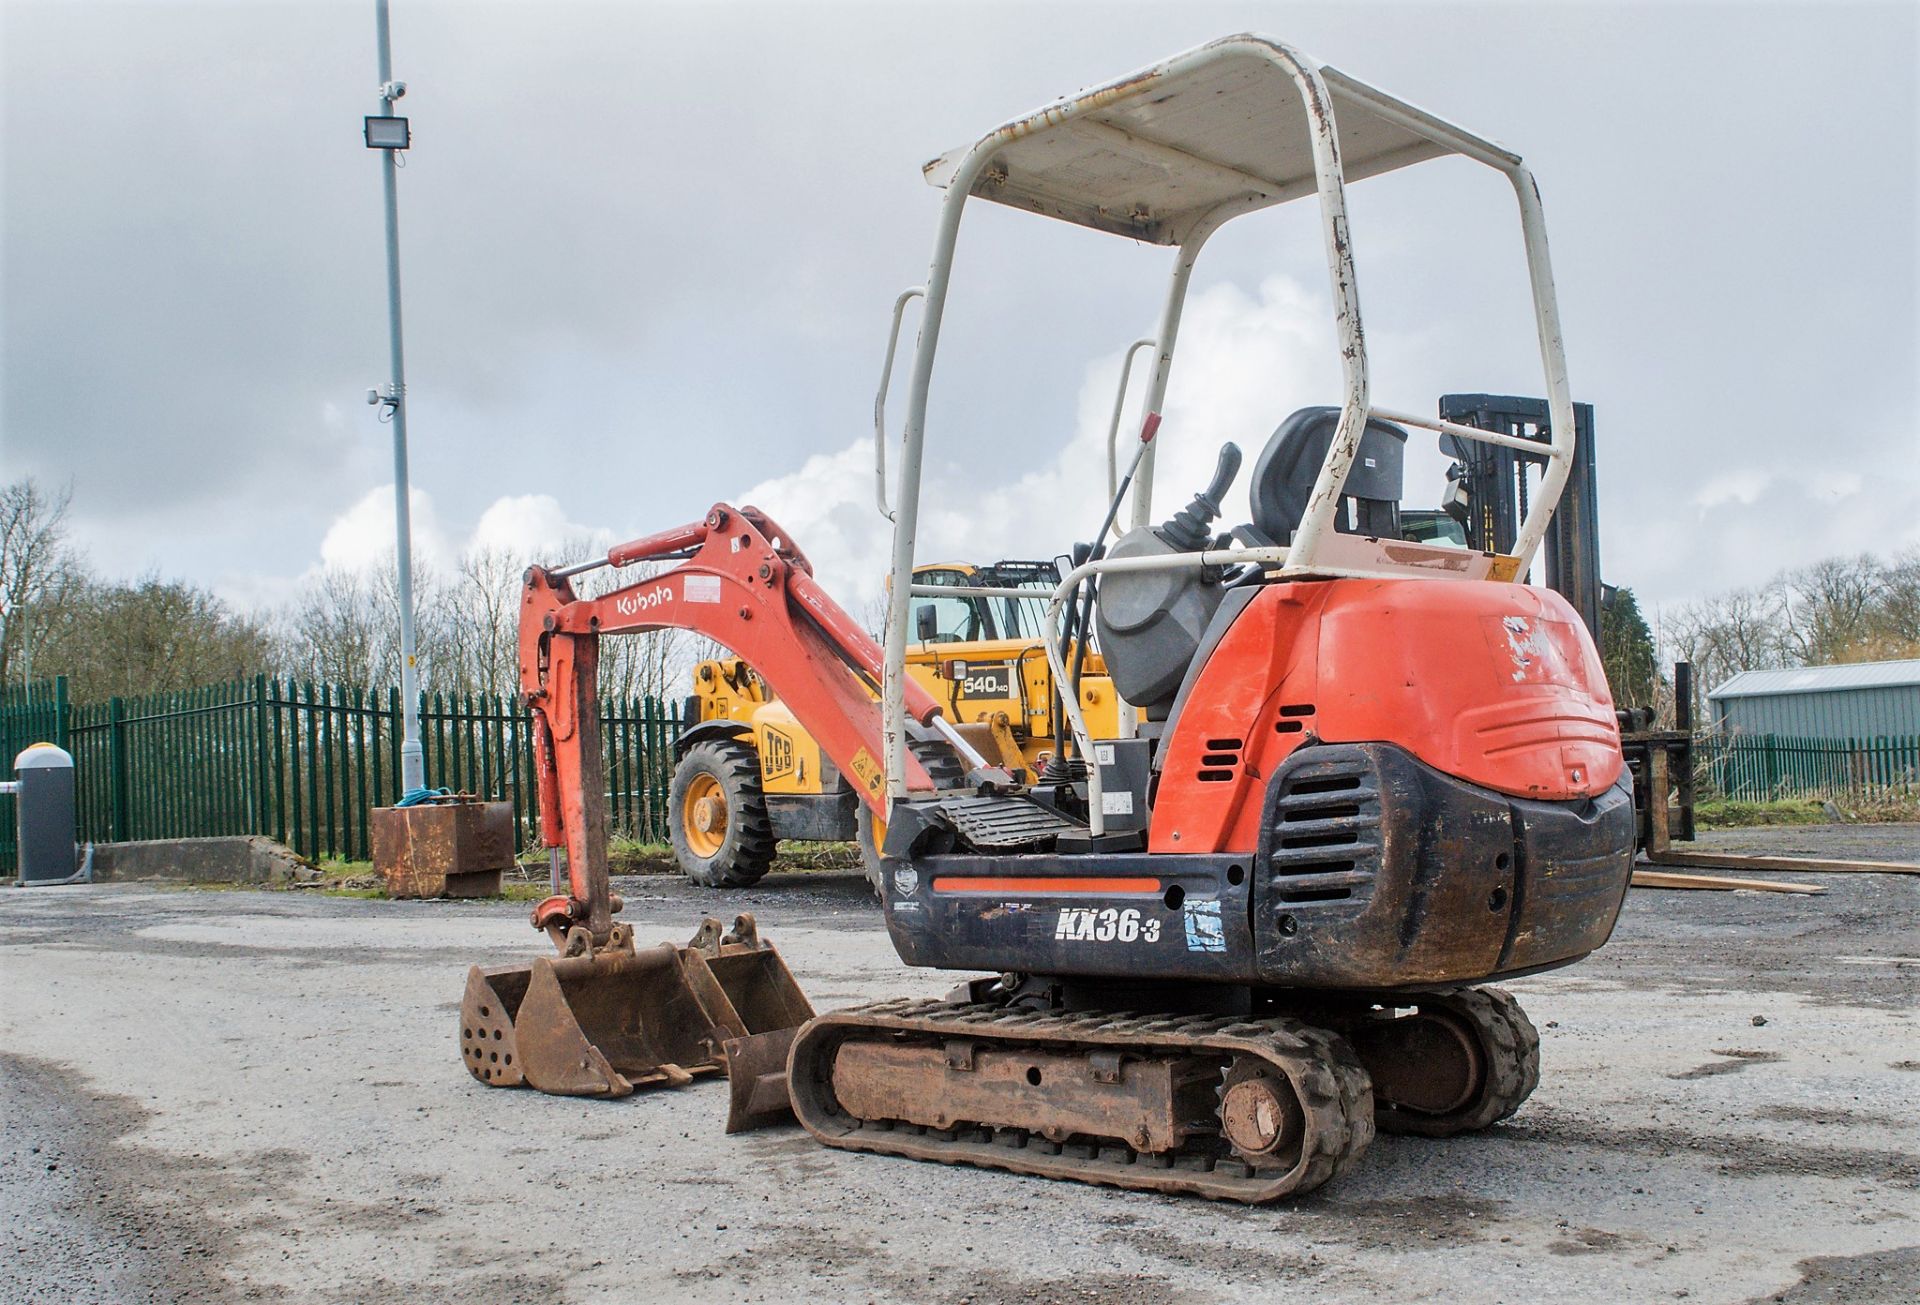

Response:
(1275, 703), (1316, 736)
(1197, 737), (1243, 784)
(1264, 756), (1381, 904)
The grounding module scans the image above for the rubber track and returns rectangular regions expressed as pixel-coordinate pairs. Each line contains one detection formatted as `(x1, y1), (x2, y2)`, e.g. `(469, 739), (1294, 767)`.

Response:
(1373, 986), (1540, 1137)
(675, 738), (777, 888)
(790, 998), (1375, 1202)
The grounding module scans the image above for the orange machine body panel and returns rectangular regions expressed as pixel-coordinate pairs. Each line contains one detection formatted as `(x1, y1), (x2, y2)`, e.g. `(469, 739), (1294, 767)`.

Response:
(1148, 578), (1622, 856)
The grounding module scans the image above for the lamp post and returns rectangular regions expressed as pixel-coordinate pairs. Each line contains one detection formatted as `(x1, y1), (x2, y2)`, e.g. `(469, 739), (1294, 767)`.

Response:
(364, 0), (424, 794)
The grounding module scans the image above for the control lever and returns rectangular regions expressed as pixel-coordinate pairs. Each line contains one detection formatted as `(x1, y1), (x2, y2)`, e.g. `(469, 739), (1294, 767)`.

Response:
(1159, 443), (1242, 552)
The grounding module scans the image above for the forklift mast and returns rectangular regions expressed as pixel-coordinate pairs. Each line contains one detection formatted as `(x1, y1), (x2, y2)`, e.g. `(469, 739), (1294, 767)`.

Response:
(1437, 394), (1602, 638)
(1440, 394), (1696, 846)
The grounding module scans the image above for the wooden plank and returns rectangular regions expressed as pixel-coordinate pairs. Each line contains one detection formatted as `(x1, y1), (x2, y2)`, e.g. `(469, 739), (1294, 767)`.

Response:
(1646, 741), (1920, 877)
(1632, 869), (1826, 895)
(1644, 849), (1920, 876)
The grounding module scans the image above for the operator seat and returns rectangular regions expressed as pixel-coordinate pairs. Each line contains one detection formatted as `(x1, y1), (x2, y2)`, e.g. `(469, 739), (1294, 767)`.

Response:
(1245, 406), (1410, 545)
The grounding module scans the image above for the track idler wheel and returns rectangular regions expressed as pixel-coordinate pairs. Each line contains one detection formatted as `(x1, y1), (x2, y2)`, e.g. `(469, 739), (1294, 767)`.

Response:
(1351, 986), (1540, 1137)
(1219, 1057), (1308, 1169)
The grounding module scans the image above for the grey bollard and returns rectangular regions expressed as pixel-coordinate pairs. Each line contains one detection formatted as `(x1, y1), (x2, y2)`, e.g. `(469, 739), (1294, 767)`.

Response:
(8, 743), (90, 886)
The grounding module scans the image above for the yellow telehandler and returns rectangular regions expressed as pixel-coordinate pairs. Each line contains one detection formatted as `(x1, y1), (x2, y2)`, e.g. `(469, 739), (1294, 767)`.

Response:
(667, 559), (1122, 889)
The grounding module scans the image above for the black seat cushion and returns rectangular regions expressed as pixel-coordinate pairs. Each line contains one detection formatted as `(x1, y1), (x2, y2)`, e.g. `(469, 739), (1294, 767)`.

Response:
(1247, 406), (1410, 544)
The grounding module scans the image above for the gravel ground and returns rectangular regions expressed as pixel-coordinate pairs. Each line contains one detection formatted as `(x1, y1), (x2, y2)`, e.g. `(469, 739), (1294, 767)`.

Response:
(3, 824), (1916, 1304)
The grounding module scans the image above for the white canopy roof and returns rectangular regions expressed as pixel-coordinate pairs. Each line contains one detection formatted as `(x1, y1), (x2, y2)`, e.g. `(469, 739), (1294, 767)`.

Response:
(923, 36), (1521, 245)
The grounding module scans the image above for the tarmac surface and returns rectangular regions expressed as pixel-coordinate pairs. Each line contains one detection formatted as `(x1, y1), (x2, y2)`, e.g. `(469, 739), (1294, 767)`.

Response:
(3, 823), (1917, 1304)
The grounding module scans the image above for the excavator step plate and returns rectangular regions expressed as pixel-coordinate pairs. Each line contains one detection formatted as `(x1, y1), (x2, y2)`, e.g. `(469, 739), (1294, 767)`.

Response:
(935, 795), (1083, 851)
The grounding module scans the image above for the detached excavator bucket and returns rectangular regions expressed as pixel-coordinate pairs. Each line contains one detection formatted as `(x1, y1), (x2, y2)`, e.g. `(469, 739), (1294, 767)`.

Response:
(681, 915), (816, 1132)
(723, 1024), (805, 1133)
(460, 915), (813, 1110)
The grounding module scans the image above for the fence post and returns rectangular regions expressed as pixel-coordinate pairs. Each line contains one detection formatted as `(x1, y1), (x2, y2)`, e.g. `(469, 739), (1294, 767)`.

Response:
(252, 675), (270, 835)
(107, 696), (130, 842)
(52, 675), (71, 751)
(388, 686), (403, 798)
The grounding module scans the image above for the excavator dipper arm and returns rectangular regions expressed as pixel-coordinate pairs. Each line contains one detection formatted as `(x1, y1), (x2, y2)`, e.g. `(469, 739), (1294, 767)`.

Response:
(519, 504), (945, 945)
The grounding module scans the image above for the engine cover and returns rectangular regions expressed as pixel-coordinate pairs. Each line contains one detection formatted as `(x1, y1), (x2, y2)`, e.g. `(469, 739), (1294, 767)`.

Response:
(1150, 577), (1625, 856)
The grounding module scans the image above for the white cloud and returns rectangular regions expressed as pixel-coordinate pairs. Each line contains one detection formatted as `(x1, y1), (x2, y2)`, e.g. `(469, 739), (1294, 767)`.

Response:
(311, 486), (622, 581)
(1692, 468), (1774, 512)
(1629, 448), (1920, 613)
(318, 485), (450, 573)
(471, 493), (617, 558)
(303, 288), (1920, 628)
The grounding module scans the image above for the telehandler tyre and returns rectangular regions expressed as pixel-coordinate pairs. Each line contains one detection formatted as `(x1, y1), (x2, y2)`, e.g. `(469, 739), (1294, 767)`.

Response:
(854, 804), (891, 899)
(670, 739), (777, 888)
(854, 738), (968, 898)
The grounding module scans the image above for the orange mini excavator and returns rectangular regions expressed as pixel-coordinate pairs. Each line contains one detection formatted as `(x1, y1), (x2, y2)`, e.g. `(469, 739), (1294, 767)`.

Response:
(461, 34), (1635, 1202)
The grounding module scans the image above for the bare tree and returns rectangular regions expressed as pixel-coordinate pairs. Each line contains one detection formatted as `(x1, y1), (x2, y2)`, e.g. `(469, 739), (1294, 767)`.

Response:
(281, 557), (447, 691)
(0, 477), (82, 684)
(284, 568), (392, 687)
(32, 573), (277, 700)
(1778, 554), (1886, 665)
(293, 534), (719, 710)
(1664, 584), (1789, 695)
(439, 545), (523, 698)
(1665, 548), (1920, 692)
(1867, 547), (1920, 653)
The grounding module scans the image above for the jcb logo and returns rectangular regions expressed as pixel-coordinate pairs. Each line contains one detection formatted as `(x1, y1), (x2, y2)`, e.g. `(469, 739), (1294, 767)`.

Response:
(762, 729), (795, 780)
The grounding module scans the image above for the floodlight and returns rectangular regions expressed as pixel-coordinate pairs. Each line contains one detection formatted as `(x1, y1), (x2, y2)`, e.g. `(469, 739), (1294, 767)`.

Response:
(364, 115), (411, 149)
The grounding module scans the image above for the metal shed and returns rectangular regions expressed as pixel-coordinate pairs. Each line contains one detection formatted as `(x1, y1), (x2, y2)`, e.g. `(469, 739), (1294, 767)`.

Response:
(1708, 659), (1920, 739)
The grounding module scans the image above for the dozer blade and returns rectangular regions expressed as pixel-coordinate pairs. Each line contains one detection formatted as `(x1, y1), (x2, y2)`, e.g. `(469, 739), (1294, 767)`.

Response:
(459, 915), (816, 1108)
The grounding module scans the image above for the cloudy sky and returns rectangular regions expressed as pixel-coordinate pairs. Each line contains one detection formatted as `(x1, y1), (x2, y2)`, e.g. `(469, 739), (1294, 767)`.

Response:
(4, 1), (1915, 624)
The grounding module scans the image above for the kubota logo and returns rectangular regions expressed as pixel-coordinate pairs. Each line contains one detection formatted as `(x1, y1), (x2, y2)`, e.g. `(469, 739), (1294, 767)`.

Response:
(613, 583), (672, 618)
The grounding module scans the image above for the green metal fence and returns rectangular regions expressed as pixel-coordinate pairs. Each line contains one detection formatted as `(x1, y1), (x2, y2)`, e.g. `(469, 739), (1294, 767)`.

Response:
(1, 676), (681, 871)
(1700, 732), (1920, 801)
(11, 672), (1913, 872)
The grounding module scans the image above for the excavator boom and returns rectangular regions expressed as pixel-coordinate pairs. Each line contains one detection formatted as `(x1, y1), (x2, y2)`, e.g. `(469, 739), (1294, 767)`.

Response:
(461, 503), (967, 1104)
(519, 503), (944, 942)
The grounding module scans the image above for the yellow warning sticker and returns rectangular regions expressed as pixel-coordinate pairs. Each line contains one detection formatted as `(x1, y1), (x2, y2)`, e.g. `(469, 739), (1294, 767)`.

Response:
(850, 747), (885, 796)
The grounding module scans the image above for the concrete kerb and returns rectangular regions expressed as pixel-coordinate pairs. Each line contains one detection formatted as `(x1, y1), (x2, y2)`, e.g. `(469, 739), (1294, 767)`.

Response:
(88, 836), (319, 886)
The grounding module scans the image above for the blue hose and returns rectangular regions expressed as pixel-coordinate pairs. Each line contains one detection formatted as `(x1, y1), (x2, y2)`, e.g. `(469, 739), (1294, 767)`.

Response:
(396, 786), (454, 807)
